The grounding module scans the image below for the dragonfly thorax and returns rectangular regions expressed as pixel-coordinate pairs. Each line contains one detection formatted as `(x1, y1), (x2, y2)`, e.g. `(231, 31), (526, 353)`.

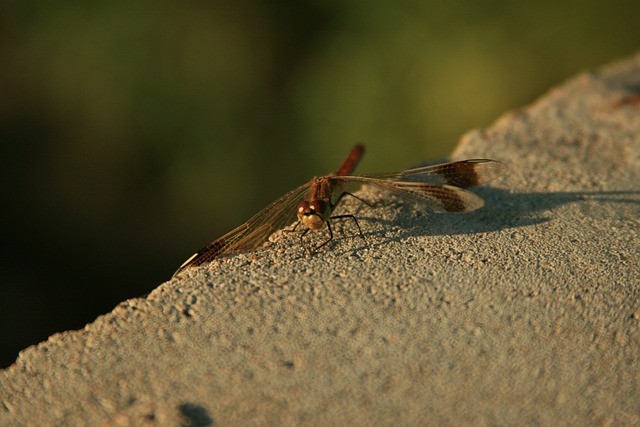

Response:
(297, 200), (331, 230)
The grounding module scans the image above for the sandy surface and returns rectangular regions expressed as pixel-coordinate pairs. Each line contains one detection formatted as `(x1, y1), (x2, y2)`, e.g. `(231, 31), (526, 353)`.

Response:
(2, 53), (639, 426)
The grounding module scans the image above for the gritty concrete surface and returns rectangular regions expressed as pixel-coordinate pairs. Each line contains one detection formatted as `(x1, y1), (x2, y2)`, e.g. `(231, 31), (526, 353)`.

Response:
(2, 53), (640, 426)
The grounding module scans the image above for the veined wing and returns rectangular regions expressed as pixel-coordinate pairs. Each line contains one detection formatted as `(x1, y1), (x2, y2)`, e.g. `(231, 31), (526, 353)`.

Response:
(337, 159), (507, 213)
(357, 159), (507, 188)
(339, 177), (486, 212)
(173, 181), (312, 277)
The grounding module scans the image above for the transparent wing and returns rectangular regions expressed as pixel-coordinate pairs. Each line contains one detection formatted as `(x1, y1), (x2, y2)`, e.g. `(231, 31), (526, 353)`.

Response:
(357, 159), (508, 188)
(339, 177), (486, 212)
(337, 159), (507, 213)
(173, 181), (312, 277)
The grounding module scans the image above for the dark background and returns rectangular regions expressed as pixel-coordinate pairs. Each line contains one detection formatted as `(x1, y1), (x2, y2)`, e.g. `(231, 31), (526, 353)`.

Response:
(1, 1), (639, 367)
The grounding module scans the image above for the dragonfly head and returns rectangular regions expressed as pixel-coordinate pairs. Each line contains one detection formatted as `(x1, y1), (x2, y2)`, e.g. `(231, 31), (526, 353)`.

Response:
(297, 200), (330, 230)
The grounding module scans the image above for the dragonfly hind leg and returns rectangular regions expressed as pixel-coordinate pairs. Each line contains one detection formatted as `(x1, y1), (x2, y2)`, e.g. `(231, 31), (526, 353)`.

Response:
(336, 192), (373, 209)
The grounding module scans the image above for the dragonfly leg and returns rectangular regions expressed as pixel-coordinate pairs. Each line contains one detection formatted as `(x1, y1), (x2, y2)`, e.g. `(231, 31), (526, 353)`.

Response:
(336, 192), (373, 208)
(298, 221), (335, 254)
(311, 214), (367, 254)
(330, 214), (366, 243)
(300, 214), (367, 254)
(299, 227), (315, 254)
(283, 220), (302, 233)
(312, 220), (335, 252)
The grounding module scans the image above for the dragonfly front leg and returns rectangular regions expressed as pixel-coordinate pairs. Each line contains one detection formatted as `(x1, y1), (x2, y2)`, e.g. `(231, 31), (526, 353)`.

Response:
(298, 221), (335, 254)
(312, 220), (335, 252)
(298, 226), (324, 254)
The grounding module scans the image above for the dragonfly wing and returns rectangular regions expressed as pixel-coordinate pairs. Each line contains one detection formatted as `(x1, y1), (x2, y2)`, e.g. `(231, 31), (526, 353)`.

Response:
(384, 181), (485, 212)
(357, 159), (507, 188)
(173, 181), (312, 277)
(338, 176), (487, 212)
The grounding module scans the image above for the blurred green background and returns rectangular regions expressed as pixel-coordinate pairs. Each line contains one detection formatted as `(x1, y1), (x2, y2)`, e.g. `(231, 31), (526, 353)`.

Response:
(1, 0), (639, 366)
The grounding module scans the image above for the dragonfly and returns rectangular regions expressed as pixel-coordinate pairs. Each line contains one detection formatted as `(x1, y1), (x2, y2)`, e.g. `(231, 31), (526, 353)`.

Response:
(173, 144), (507, 277)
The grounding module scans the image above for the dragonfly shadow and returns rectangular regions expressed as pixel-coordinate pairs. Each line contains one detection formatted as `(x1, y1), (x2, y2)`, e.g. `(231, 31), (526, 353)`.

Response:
(360, 187), (640, 245)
